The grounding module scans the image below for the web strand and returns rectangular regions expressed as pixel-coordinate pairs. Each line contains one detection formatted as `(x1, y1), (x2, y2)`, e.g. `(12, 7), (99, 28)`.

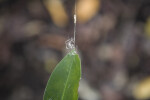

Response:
(65, 0), (77, 50)
(74, 0), (76, 46)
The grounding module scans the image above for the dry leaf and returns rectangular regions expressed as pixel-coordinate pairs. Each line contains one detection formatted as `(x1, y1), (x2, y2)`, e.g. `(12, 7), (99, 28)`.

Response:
(145, 17), (150, 38)
(44, 0), (68, 27)
(133, 77), (150, 99)
(77, 0), (100, 23)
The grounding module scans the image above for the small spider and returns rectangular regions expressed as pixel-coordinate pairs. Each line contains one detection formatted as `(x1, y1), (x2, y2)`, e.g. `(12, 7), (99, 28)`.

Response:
(65, 38), (75, 49)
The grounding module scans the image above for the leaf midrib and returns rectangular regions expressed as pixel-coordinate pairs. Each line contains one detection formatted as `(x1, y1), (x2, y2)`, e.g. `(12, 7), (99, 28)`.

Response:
(61, 55), (74, 100)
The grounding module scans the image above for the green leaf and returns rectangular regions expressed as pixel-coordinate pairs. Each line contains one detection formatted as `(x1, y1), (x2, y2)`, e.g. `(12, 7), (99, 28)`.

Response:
(43, 50), (81, 100)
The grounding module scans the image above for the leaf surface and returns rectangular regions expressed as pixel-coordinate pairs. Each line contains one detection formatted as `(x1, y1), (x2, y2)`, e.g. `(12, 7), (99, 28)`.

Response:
(43, 50), (81, 100)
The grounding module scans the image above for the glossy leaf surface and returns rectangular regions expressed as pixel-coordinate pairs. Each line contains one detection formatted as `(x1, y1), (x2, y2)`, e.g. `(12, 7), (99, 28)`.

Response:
(43, 50), (81, 100)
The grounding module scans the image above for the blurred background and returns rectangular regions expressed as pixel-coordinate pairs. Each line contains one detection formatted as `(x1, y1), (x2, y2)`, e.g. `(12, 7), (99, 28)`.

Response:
(0, 0), (150, 100)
